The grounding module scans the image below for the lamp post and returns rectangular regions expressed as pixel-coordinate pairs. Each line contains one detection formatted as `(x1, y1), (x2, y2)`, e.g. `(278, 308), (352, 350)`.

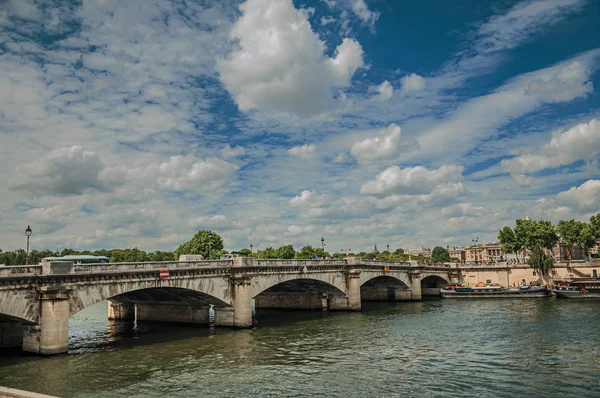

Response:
(250, 243), (253, 254)
(321, 237), (325, 256)
(387, 244), (390, 253)
(472, 238), (479, 264)
(25, 225), (32, 265)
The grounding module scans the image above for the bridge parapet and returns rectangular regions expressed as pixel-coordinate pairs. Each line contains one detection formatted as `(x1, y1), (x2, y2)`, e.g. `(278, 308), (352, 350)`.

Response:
(253, 259), (347, 267)
(0, 265), (42, 277)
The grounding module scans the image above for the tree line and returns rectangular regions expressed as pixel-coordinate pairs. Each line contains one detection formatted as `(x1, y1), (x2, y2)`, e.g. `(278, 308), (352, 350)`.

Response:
(497, 214), (600, 275)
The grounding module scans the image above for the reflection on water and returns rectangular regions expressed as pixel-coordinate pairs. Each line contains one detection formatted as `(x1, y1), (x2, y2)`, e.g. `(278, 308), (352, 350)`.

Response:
(1, 299), (599, 397)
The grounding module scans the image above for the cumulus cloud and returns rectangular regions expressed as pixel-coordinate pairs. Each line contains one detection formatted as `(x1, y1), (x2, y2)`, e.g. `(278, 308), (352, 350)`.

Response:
(370, 80), (393, 101)
(288, 190), (326, 207)
(149, 156), (238, 192)
(350, 124), (402, 162)
(554, 179), (600, 213)
(220, 144), (246, 159)
(217, 0), (364, 117)
(332, 152), (350, 164)
(360, 165), (464, 198)
(525, 61), (593, 103)
(10, 146), (118, 196)
(400, 73), (426, 93)
(289, 144), (317, 159)
(502, 119), (600, 177)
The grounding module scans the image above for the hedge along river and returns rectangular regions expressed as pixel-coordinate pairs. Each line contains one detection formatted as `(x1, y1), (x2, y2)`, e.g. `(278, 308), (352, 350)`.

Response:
(0, 298), (599, 397)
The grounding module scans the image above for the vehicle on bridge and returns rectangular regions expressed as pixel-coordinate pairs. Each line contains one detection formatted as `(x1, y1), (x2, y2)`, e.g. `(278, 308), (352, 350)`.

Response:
(41, 255), (110, 264)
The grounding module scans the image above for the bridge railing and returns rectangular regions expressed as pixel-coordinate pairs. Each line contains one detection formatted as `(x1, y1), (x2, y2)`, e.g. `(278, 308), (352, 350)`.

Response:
(253, 259), (347, 267)
(69, 260), (234, 273)
(0, 265), (43, 276)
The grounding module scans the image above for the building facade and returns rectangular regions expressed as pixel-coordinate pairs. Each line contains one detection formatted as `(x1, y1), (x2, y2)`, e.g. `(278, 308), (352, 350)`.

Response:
(465, 242), (503, 264)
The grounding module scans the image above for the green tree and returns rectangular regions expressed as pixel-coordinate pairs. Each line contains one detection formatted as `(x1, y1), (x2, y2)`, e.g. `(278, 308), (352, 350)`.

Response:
(295, 245), (316, 259)
(590, 213), (600, 238)
(578, 224), (596, 257)
(174, 230), (224, 260)
(431, 246), (451, 263)
(276, 244), (296, 259)
(556, 219), (582, 262)
(238, 248), (252, 257)
(514, 218), (558, 251)
(527, 245), (554, 276)
(393, 248), (404, 255)
(498, 226), (519, 260)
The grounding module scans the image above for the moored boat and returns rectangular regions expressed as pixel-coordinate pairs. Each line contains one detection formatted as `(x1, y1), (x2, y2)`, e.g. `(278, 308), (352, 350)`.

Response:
(440, 283), (549, 298)
(553, 278), (600, 298)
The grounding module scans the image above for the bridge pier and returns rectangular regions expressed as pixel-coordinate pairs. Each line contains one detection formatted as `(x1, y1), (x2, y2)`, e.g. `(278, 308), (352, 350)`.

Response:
(347, 270), (361, 311)
(233, 275), (253, 328)
(23, 287), (70, 356)
(410, 274), (422, 301)
(108, 300), (136, 321)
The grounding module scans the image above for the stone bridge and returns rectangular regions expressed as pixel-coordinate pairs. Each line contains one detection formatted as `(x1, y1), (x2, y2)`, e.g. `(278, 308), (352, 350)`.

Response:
(0, 257), (453, 356)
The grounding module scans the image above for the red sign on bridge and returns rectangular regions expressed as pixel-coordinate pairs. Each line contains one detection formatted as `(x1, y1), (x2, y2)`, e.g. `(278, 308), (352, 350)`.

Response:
(159, 270), (170, 279)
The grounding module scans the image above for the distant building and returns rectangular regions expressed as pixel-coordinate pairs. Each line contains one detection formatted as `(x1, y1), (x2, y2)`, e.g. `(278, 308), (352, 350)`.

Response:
(406, 246), (432, 258)
(448, 247), (466, 263)
(465, 242), (502, 264)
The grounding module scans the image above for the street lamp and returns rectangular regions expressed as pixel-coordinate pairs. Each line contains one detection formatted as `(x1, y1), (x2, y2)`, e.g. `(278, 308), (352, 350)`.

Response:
(321, 237), (325, 255)
(472, 238), (479, 264)
(387, 244), (390, 253)
(25, 225), (32, 265)
(250, 243), (253, 254)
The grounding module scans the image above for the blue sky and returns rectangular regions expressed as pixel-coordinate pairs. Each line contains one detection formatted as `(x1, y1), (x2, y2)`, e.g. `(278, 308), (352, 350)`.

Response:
(0, 0), (599, 253)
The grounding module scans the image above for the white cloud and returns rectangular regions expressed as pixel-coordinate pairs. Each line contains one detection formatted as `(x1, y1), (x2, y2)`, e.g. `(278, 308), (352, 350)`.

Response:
(332, 152), (350, 164)
(351, 0), (379, 27)
(189, 215), (237, 230)
(475, 0), (586, 53)
(370, 80), (393, 101)
(320, 16), (335, 25)
(149, 156), (238, 192)
(554, 180), (600, 213)
(400, 73), (426, 93)
(416, 54), (598, 159)
(289, 144), (317, 159)
(289, 190), (314, 207)
(220, 144), (246, 159)
(288, 190), (326, 207)
(361, 165), (464, 198)
(10, 146), (119, 196)
(525, 61), (593, 103)
(216, 0), (364, 117)
(441, 203), (485, 218)
(502, 118), (600, 176)
(350, 124), (402, 162)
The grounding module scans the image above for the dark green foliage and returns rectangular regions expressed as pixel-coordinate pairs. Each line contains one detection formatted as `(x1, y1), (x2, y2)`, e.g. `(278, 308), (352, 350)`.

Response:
(174, 230), (224, 260)
(527, 246), (554, 275)
(431, 246), (451, 263)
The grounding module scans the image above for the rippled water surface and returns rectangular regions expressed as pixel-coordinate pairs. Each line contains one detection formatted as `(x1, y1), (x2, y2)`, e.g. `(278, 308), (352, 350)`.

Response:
(1, 299), (599, 397)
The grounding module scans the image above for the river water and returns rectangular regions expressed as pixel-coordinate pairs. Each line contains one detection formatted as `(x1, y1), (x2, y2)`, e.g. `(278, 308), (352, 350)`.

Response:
(1, 299), (599, 397)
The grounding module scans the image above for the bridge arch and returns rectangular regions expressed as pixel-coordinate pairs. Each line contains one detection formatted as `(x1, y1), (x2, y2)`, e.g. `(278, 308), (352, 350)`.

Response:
(359, 275), (411, 301)
(420, 274), (449, 297)
(69, 276), (232, 317)
(0, 289), (39, 324)
(250, 272), (347, 298)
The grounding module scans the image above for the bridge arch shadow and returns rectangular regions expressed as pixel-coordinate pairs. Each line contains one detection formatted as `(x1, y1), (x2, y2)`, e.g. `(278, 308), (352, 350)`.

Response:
(360, 275), (411, 301)
(69, 278), (232, 317)
(421, 275), (449, 297)
(253, 278), (347, 311)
